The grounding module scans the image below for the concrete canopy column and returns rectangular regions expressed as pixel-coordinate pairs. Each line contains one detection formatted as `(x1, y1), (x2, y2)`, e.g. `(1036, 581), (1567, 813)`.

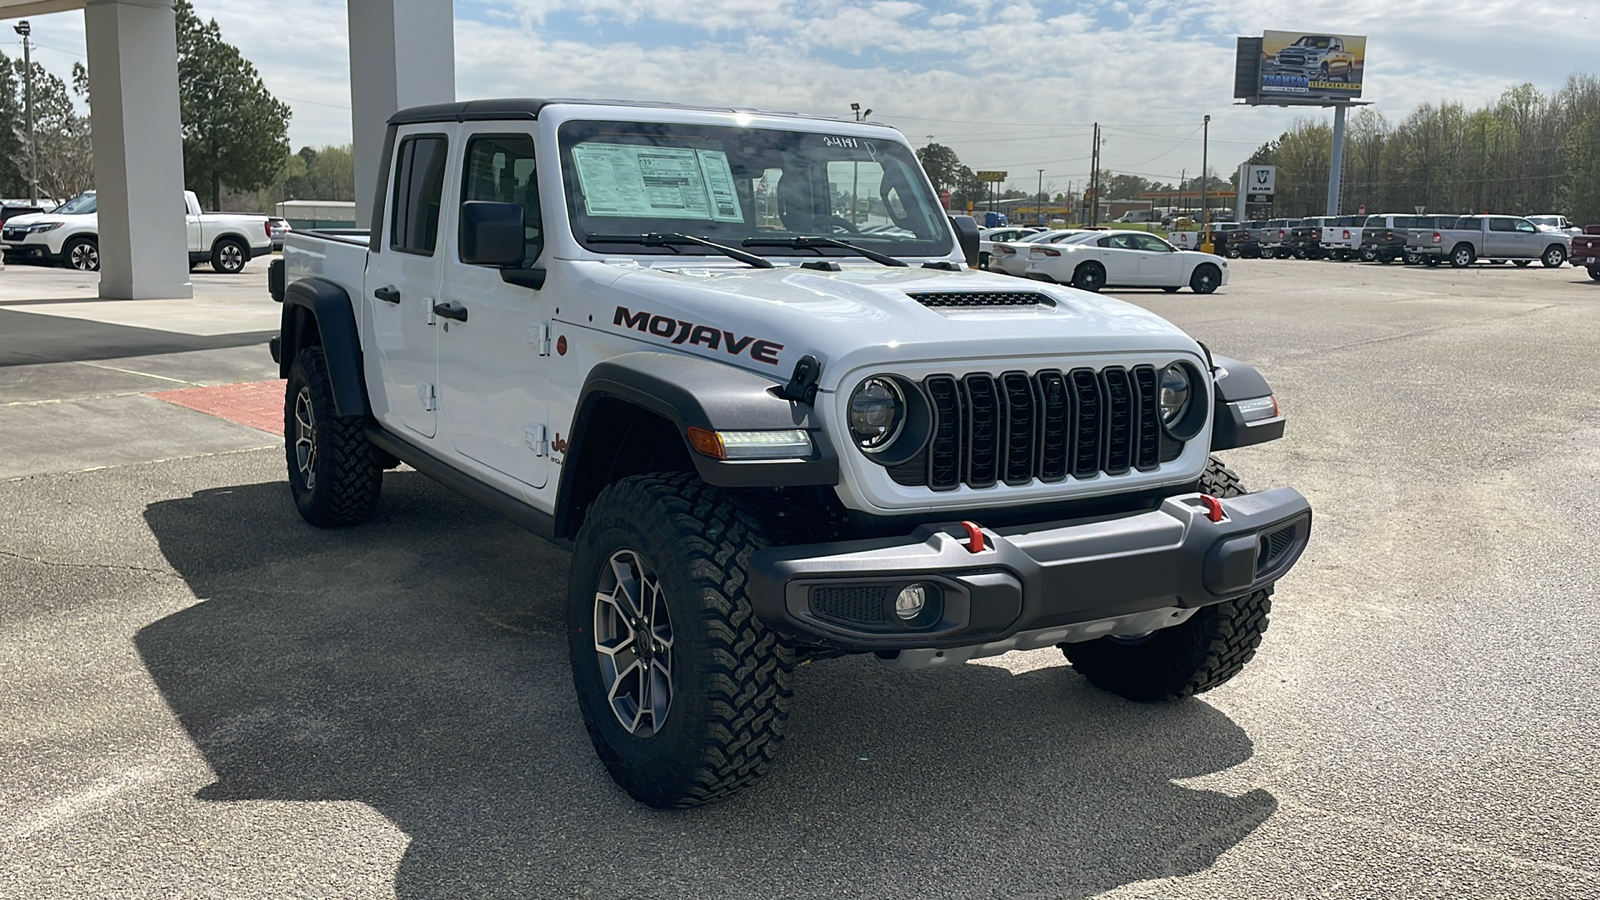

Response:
(84, 0), (191, 299)
(347, 0), (455, 229)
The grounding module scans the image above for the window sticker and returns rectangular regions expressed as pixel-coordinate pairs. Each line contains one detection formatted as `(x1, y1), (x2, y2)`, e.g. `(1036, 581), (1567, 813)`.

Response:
(571, 142), (742, 222)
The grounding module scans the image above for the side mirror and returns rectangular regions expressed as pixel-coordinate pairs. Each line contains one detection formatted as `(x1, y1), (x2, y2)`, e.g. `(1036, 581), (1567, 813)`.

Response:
(460, 201), (525, 267)
(949, 214), (980, 267)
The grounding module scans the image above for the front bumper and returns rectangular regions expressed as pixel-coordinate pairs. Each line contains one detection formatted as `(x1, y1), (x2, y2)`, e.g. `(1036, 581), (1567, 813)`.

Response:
(748, 487), (1312, 652)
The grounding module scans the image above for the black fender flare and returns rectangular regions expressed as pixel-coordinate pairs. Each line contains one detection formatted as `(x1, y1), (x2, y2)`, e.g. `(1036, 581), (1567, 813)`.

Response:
(556, 351), (839, 534)
(279, 277), (370, 418)
(1210, 355), (1285, 450)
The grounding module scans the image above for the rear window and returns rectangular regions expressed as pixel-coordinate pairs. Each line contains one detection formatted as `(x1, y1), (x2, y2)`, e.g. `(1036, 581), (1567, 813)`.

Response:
(390, 134), (449, 255)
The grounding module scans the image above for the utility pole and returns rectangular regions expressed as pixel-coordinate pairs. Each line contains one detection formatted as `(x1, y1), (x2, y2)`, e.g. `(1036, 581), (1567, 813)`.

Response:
(14, 20), (36, 204)
(1200, 114), (1212, 253)
(1037, 169), (1044, 225)
(1088, 123), (1101, 226)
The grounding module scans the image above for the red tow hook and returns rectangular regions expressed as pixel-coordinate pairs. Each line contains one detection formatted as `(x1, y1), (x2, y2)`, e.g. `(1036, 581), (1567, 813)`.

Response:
(1199, 495), (1226, 523)
(960, 521), (987, 553)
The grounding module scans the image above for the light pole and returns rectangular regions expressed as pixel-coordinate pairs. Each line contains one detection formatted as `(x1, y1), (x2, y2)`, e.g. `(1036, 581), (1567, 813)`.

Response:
(1199, 114), (1212, 254)
(14, 20), (36, 204)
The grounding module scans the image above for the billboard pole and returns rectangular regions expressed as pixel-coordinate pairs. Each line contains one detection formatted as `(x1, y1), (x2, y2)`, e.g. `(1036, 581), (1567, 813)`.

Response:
(1326, 103), (1347, 215)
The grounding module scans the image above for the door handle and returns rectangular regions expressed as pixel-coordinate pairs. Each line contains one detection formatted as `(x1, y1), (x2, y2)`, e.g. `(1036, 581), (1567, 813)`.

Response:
(374, 285), (401, 303)
(433, 301), (468, 322)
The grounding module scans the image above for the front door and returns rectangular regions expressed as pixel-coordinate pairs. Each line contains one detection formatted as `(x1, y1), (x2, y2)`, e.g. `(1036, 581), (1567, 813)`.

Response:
(363, 128), (452, 439)
(436, 130), (551, 490)
(1484, 217), (1520, 258)
(1130, 232), (1183, 287)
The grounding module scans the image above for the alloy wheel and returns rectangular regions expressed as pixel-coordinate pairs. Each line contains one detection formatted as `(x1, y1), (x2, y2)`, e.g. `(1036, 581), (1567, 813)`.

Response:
(594, 548), (674, 736)
(220, 243), (244, 272)
(70, 242), (98, 271)
(293, 386), (318, 489)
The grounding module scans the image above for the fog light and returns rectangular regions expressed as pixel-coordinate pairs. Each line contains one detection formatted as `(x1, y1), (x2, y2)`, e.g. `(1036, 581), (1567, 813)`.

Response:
(894, 584), (928, 620)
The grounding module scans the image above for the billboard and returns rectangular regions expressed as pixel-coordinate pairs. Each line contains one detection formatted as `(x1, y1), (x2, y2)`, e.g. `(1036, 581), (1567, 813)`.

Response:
(1255, 31), (1366, 105)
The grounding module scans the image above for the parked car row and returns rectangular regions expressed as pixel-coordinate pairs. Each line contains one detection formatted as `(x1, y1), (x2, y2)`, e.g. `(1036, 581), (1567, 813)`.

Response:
(1, 190), (279, 273)
(1220, 213), (1578, 269)
(980, 226), (1228, 293)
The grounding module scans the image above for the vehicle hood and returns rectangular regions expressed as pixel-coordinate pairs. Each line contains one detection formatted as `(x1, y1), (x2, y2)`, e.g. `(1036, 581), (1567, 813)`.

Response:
(567, 260), (1203, 391)
(2, 212), (91, 228)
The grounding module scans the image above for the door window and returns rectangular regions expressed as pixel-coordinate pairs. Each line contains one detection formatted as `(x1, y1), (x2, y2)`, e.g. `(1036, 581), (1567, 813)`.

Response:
(391, 134), (449, 255)
(1130, 233), (1173, 252)
(461, 134), (544, 265)
(1514, 219), (1537, 234)
(1488, 217), (1517, 232)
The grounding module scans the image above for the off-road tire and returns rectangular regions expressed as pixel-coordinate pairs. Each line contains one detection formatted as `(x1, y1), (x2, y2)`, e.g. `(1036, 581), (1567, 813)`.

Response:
(62, 237), (99, 271)
(211, 236), (249, 274)
(568, 473), (795, 808)
(1073, 261), (1106, 292)
(1060, 457), (1273, 702)
(1542, 245), (1567, 268)
(284, 346), (382, 526)
(1190, 264), (1221, 294)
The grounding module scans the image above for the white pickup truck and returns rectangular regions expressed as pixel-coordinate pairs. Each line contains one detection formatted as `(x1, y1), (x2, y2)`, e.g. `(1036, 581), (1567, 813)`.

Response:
(268, 98), (1311, 808)
(0, 189), (274, 273)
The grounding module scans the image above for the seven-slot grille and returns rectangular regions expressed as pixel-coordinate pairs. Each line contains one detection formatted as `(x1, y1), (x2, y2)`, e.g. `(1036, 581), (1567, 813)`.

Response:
(905, 291), (1056, 309)
(912, 366), (1167, 491)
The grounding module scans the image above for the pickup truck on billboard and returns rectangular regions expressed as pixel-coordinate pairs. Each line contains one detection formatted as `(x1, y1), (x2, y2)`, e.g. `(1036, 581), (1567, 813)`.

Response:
(1261, 31), (1366, 103)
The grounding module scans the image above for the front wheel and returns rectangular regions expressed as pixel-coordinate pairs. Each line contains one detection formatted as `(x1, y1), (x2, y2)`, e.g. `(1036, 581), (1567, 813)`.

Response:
(211, 237), (249, 274)
(1542, 245), (1567, 268)
(284, 347), (382, 526)
(1190, 265), (1221, 294)
(62, 237), (99, 271)
(568, 473), (795, 808)
(1060, 457), (1273, 701)
(1073, 261), (1106, 292)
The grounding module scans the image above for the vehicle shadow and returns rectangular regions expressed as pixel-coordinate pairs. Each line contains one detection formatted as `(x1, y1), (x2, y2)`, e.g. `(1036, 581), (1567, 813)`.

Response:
(138, 474), (1276, 900)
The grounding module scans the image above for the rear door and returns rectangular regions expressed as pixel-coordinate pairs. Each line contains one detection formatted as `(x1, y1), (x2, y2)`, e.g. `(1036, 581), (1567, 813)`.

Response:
(363, 126), (453, 440)
(435, 129), (552, 491)
(1485, 217), (1519, 257)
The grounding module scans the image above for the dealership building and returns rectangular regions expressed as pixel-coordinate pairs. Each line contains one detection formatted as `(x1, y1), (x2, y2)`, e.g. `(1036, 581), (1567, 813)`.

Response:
(0, 0), (454, 300)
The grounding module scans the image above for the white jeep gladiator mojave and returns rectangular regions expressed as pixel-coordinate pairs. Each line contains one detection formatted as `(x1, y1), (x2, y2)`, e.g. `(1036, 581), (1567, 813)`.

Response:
(268, 99), (1313, 808)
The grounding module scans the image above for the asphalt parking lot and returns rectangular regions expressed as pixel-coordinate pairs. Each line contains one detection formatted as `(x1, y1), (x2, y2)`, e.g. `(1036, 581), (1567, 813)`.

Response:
(2, 257), (1598, 899)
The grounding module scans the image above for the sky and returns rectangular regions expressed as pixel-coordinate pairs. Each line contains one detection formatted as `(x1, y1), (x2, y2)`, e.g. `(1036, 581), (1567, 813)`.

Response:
(5, 0), (1594, 198)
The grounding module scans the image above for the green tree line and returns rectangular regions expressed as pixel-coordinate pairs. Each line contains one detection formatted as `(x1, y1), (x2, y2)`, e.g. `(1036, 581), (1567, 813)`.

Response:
(1236, 75), (1600, 222)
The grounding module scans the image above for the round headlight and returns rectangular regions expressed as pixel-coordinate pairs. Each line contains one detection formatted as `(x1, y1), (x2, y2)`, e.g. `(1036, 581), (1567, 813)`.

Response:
(848, 377), (905, 452)
(1159, 365), (1190, 424)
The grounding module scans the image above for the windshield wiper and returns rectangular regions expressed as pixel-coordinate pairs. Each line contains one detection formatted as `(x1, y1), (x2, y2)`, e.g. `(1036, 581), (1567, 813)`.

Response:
(742, 236), (910, 268)
(587, 232), (774, 269)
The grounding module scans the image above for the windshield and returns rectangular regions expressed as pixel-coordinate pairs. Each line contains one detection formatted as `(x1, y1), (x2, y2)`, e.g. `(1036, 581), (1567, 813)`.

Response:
(55, 194), (97, 215)
(559, 119), (953, 259)
(1295, 37), (1332, 48)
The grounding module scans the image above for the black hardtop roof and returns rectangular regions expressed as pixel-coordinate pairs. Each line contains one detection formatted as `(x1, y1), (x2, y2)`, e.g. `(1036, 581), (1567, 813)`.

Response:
(387, 98), (892, 128)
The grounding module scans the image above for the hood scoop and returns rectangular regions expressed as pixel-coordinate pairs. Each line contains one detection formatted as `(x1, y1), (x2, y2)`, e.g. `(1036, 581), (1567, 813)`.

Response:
(905, 290), (1057, 310)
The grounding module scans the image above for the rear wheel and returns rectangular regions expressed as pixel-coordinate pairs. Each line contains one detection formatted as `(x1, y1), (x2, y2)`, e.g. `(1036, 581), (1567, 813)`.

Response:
(1425, 256), (1442, 267)
(210, 237), (249, 274)
(1589, 266), (1600, 282)
(568, 473), (795, 808)
(1360, 246), (1377, 262)
(1450, 244), (1475, 268)
(284, 347), (382, 526)
(1542, 245), (1567, 268)
(1073, 261), (1106, 292)
(978, 251), (990, 269)
(1060, 457), (1273, 701)
(1190, 265), (1221, 294)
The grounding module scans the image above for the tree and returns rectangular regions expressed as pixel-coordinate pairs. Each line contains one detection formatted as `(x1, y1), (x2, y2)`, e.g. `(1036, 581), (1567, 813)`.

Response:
(0, 52), (93, 200)
(175, 0), (290, 210)
(915, 142), (963, 193)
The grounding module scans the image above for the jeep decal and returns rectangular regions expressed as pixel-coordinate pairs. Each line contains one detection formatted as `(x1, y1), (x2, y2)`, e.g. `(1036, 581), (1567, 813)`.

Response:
(612, 305), (783, 365)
